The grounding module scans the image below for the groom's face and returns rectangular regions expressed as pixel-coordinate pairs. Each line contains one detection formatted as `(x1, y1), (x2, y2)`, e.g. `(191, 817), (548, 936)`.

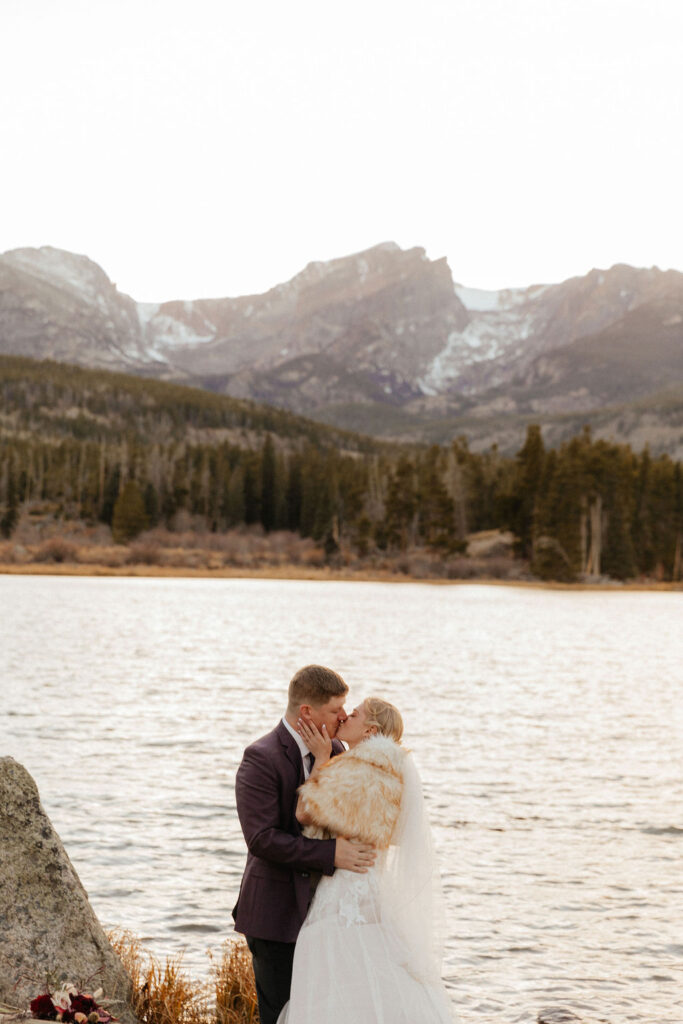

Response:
(303, 695), (348, 737)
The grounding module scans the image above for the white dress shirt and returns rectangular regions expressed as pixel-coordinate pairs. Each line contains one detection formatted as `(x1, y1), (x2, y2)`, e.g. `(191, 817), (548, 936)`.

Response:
(281, 716), (314, 778)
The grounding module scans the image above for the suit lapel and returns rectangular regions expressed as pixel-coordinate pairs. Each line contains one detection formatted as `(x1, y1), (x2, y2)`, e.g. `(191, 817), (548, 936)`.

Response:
(276, 720), (305, 785)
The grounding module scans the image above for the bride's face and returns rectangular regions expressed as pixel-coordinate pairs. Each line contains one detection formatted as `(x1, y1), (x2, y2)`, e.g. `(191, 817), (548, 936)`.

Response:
(336, 701), (374, 748)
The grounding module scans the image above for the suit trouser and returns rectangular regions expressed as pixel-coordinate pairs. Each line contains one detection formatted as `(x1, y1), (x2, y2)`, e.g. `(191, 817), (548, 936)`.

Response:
(245, 935), (296, 1024)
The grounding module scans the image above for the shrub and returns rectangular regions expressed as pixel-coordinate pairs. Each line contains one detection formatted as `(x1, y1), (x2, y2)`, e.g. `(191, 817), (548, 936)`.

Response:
(444, 557), (479, 580)
(127, 540), (164, 566)
(33, 537), (79, 563)
(78, 545), (127, 567)
(0, 541), (16, 563)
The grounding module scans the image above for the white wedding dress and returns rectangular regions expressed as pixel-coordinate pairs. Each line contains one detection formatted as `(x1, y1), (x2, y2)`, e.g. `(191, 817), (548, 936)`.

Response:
(277, 752), (456, 1023)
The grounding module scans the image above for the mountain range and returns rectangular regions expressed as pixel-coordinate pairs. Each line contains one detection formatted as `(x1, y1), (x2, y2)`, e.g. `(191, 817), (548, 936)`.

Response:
(1, 242), (682, 456)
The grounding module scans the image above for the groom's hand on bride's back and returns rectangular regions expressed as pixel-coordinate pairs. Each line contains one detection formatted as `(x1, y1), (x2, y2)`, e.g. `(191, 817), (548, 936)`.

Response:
(334, 837), (376, 873)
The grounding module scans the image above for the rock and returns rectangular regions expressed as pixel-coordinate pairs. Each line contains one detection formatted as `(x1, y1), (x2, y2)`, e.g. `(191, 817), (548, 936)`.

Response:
(0, 758), (136, 1024)
(466, 529), (515, 558)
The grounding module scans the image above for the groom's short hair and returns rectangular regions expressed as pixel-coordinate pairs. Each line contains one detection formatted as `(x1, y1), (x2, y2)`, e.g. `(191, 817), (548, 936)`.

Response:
(288, 664), (348, 710)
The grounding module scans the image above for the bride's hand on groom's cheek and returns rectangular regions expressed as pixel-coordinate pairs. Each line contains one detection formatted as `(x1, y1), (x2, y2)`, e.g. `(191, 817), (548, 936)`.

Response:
(334, 836), (377, 873)
(297, 716), (332, 763)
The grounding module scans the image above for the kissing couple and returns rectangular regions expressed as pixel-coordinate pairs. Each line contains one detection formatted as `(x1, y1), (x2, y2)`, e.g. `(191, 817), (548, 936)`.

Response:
(232, 664), (455, 1023)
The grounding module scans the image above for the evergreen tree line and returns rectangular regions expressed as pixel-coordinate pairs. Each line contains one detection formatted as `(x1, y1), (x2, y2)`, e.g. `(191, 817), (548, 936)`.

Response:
(1, 426), (681, 580)
(0, 355), (384, 453)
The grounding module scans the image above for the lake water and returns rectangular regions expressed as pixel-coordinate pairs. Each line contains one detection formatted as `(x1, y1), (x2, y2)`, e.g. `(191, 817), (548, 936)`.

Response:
(1, 575), (682, 1023)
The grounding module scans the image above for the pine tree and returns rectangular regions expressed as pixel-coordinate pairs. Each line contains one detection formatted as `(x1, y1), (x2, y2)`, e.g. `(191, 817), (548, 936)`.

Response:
(243, 454), (261, 525)
(632, 448), (654, 573)
(286, 455), (303, 532)
(600, 445), (637, 580)
(0, 464), (19, 539)
(511, 424), (545, 559)
(417, 448), (456, 552)
(112, 479), (149, 543)
(300, 447), (332, 539)
(384, 457), (417, 551)
(143, 482), (160, 528)
(673, 463), (683, 581)
(261, 435), (277, 532)
(224, 465), (246, 526)
(100, 464), (121, 525)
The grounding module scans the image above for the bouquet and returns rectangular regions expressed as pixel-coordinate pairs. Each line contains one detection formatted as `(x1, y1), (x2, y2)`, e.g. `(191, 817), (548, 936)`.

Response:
(28, 985), (115, 1024)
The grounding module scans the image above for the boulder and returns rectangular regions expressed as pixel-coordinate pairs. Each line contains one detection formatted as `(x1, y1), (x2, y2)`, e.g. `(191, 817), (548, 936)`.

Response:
(0, 758), (136, 1024)
(466, 529), (515, 558)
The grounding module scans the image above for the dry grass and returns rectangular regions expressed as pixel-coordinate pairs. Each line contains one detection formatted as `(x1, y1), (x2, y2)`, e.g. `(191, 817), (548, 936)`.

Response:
(107, 930), (258, 1024)
(210, 941), (259, 1024)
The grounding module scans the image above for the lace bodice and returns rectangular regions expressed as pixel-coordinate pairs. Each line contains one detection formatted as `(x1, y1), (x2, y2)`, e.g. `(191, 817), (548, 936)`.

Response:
(308, 853), (388, 928)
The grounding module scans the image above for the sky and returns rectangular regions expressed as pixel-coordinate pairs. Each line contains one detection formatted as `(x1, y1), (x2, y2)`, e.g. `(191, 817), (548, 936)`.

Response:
(2, 0), (682, 301)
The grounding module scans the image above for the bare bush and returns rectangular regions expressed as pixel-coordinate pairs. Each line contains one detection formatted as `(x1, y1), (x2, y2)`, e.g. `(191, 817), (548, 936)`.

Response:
(404, 555), (438, 578)
(0, 542), (18, 564)
(445, 557), (481, 580)
(163, 548), (212, 569)
(301, 544), (325, 568)
(444, 555), (525, 580)
(78, 545), (128, 567)
(483, 556), (526, 579)
(127, 540), (165, 566)
(33, 537), (79, 564)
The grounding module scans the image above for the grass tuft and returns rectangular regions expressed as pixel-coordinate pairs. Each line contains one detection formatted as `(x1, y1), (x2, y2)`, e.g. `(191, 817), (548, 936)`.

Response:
(210, 940), (259, 1024)
(108, 930), (258, 1024)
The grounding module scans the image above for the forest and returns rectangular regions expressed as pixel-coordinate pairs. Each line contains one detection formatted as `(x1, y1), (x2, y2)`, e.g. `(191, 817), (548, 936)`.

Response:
(1, 355), (681, 582)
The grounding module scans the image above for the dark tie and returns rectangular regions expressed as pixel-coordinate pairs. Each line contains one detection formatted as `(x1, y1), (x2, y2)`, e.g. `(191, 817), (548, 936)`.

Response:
(305, 753), (315, 775)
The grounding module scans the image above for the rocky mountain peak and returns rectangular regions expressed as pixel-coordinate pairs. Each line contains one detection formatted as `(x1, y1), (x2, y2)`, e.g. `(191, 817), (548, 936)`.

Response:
(0, 245), (148, 369)
(2, 245), (117, 301)
(274, 241), (454, 312)
(0, 242), (681, 456)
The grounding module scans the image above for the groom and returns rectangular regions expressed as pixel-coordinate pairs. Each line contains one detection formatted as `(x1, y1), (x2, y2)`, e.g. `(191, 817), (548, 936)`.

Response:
(233, 664), (376, 1024)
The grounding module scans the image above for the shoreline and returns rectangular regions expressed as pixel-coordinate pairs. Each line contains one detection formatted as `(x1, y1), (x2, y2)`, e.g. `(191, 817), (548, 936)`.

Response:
(1, 562), (680, 591)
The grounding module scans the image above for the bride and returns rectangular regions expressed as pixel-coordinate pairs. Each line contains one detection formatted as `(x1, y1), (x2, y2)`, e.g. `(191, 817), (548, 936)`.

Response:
(276, 697), (455, 1023)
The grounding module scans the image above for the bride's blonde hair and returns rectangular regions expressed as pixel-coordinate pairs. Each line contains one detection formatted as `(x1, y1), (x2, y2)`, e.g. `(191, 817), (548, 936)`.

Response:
(365, 697), (403, 743)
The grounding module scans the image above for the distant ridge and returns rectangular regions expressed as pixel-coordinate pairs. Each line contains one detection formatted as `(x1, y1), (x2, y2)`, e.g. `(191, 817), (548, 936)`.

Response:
(1, 243), (682, 455)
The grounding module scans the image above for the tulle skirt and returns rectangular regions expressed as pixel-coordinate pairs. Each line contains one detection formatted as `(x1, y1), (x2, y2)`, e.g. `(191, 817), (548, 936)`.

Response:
(277, 864), (455, 1023)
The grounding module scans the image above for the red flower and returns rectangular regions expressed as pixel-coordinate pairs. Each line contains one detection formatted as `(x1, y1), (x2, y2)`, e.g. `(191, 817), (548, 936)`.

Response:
(70, 996), (97, 1017)
(30, 995), (57, 1020)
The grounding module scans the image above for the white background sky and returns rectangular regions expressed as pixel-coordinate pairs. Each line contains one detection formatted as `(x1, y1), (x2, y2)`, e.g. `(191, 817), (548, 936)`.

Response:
(2, 0), (682, 301)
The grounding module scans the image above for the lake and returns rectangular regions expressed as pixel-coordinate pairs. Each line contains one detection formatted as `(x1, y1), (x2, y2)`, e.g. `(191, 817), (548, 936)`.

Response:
(1, 575), (681, 1023)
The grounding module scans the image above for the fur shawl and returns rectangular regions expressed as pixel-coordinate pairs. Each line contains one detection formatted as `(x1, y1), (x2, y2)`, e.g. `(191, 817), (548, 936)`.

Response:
(299, 734), (405, 848)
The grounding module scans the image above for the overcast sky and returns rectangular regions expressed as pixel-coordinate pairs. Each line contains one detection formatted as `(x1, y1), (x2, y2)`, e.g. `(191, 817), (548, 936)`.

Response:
(2, 0), (682, 301)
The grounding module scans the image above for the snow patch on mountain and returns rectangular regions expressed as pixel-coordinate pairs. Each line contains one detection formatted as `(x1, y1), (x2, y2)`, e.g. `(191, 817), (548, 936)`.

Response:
(137, 302), (161, 327)
(420, 307), (537, 393)
(454, 282), (551, 312)
(146, 314), (215, 349)
(454, 286), (506, 312)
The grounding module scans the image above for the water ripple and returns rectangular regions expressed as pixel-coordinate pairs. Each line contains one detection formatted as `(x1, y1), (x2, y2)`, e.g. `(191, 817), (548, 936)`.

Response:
(1, 575), (681, 1023)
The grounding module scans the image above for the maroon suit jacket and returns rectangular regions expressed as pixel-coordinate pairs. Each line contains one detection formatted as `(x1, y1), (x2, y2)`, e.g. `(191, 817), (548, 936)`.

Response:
(232, 720), (344, 943)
